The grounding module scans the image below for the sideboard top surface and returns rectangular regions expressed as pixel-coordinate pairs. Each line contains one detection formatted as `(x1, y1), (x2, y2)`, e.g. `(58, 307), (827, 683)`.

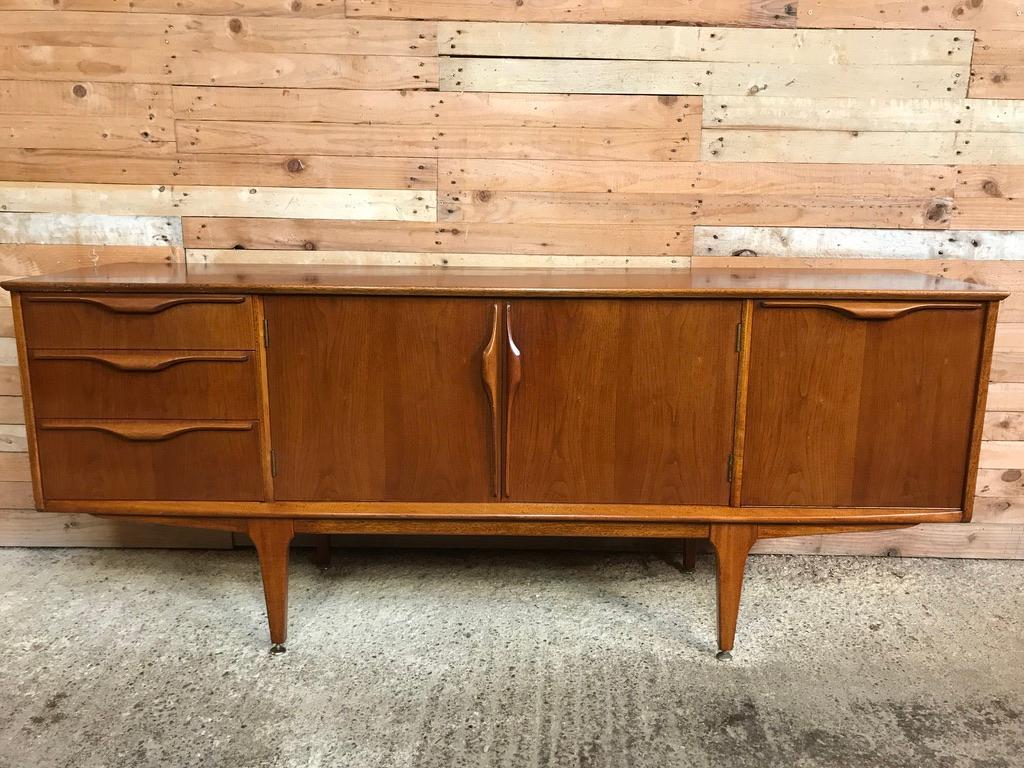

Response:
(1, 262), (1009, 300)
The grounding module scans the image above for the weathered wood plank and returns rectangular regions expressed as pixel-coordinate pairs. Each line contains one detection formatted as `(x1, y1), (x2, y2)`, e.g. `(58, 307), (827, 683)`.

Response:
(349, 0), (796, 26)
(173, 87), (696, 128)
(976, 468), (1024, 498)
(188, 248), (687, 269)
(952, 199), (1024, 230)
(440, 190), (699, 225)
(0, 307), (14, 336)
(0, 481), (33, 508)
(66, 0), (345, 15)
(955, 132), (1024, 164)
(0, 181), (172, 215)
(989, 383), (1024, 410)
(0, 367), (20, 397)
(182, 217), (694, 256)
(0, 115), (172, 152)
(0, 510), (234, 548)
(956, 166), (1024, 197)
(440, 159), (956, 197)
(972, 496), (1024, 524)
(0, 398), (24, 426)
(1, 11), (434, 56)
(441, 58), (968, 99)
(0, 452), (28, 481)
(0, 212), (181, 246)
(439, 23), (971, 65)
(0, 425), (26, 453)
(702, 129), (956, 164)
(693, 196), (951, 229)
(176, 120), (696, 161)
(798, 0), (1024, 31)
(981, 441), (1024, 469)
(693, 225), (1024, 260)
(992, 348), (1024, 383)
(970, 66), (1024, 100)
(0, 47), (437, 89)
(753, 523), (1024, 559)
(0, 243), (182, 274)
(0, 79), (172, 116)
(984, 412), (1024, 440)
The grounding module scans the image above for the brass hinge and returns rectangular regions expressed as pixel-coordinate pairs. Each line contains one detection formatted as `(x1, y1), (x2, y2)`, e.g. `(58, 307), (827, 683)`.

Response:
(263, 317), (270, 348)
(735, 321), (743, 353)
(727, 453), (735, 483)
(270, 448), (278, 478)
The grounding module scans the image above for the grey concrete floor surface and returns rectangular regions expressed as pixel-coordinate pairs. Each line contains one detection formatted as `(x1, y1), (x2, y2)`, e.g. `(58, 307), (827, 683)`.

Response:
(0, 547), (1021, 768)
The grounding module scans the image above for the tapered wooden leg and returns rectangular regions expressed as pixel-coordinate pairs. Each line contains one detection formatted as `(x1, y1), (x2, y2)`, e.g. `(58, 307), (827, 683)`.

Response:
(312, 534), (332, 570)
(682, 539), (698, 572)
(249, 518), (294, 653)
(709, 523), (758, 658)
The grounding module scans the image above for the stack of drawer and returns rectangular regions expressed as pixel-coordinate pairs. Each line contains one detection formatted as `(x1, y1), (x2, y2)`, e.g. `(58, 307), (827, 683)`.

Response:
(20, 294), (264, 501)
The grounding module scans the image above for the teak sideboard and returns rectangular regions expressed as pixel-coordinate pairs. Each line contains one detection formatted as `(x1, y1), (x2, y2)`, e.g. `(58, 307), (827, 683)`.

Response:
(2, 263), (1007, 657)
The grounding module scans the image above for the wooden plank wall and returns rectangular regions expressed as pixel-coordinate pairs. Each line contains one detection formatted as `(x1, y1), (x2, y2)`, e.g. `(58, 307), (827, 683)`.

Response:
(0, 1), (1022, 557)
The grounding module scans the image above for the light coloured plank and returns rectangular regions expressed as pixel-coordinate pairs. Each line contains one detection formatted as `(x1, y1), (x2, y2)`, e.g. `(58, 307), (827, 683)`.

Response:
(0, 425), (26, 452)
(0, 306), (13, 336)
(182, 217), (694, 257)
(0, 452), (28, 481)
(956, 166), (1024, 198)
(189, 249), (688, 269)
(753, 523), (1024, 559)
(992, 348), (1024, 383)
(0, 212), (181, 246)
(66, 0), (346, 15)
(0, 509), (234, 548)
(0, 397), (24, 425)
(693, 196), (951, 229)
(439, 23), (970, 65)
(798, 0), (1024, 31)
(440, 191), (699, 225)
(0, 11), (435, 56)
(995, 322), (1024, 351)
(702, 129), (956, 164)
(984, 412), (1024, 440)
(976, 468), (1024, 498)
(176, 120), (696, 161)
(0, 182), (435, 221)
(0, 367), (19, 397)
(981, 441), (1024, 469)
(0, 79), (172, 116)
(973, 29), (1021, 65)
(955, 132), (1024, 164)
(972, 497), (1024, 524)
(349, 0), (795, 26)
(693, 226), (1024, 260)
(173, 87), (696, 129)
(440, 58), (968, 99)
(989, 383), (1024, 411)
(0, 480), (32, 508)
(0, 149), (435, 189)
(0, 47), (437, 89)
(0, 115), (172, 152)
(439, 159), (957, 197)
(173, 186), (436, 221)
(0, 243), (182, 274)
(970, 66), (1024, 100)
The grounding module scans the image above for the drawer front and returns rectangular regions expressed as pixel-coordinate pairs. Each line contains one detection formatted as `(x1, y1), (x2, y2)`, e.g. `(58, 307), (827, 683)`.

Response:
(36, 420), (263, 501)
(29, 350), (259, 419)
(21, 294), (254, 349)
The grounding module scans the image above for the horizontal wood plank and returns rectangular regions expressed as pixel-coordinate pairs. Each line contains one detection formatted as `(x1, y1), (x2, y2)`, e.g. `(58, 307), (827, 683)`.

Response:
(0, 452), (28, 481)
(0, 397), (24, 425)
(182, 217), (694, 256)
(984, 412), (1024, 440)
(348, 0), (796, 26)
(0, 509), (234, 548)
(440, 58), (968, 98)
(0, 212), (182, 246)
(0, 116), (171, 152)
(955, 132), (1024, 164)
(955, 166), (1024, 198)
(0, 46), (437, 88)
(951, 199), (1024, 230)
(66, 0), (346, 15)
(702, 129), (956, 164)
(0, 243), (182, 274)
(0, 79), (172, 116)
(972, 496), (1024, 524)
(969, 66), (1024, 100)
(981, 441), (1024, 469)
(439, 23), (970, 65)
(989, 383), (1024, 410)
(798, 0), (1024, 30)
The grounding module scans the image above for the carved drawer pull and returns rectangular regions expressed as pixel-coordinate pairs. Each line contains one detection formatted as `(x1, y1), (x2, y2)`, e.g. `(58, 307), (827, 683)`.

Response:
(31, 351), (251, 372)
(480, 303), (502, 499)
(503, 303), (522, 499)
(759, 300), (981, 320)
(37, 419), (256, 442)
(25, 295), (246, 314)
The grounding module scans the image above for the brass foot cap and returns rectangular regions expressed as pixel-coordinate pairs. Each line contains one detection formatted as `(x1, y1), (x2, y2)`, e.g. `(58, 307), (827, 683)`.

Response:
(270, 643), (287, 655)
(715, 650), (732, 661)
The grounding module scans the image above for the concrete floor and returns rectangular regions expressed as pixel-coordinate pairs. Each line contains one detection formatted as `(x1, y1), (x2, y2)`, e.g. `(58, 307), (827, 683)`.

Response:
(0, 548), (1021, 768)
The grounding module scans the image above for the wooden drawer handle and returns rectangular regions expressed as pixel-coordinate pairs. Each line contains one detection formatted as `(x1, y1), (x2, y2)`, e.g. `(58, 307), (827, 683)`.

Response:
(37, 419), (256, 442)
(759, 300), (982, 320)
(503, 303), (522, 499)
(26, 295), (246, 314)
(31, 350), (251, 372)
(480, 303), (501, 499)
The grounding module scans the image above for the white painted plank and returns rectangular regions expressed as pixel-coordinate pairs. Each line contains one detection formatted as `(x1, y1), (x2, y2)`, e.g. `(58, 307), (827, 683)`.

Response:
(440, 58), (968, 98)
(439, 23), (971, 65)
(188, 249), (689, 269)
(693, 226), (1024, 260)
(172, 187), (436, 221)
(0, 212), (182, 246)
(701, 130), (955, 164)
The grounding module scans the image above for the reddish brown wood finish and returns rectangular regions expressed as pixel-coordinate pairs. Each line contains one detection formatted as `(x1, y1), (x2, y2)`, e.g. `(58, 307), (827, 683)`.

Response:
(21, 293), (254, 349)
(742, 300), (986, 508)
(505, 299), (740, 504)
(249, 518), (294, 649)
(264, 296), (496, 502)
(710, 523), (758, 654)
(29, 351), (259, 419)
(36, 421), (263, 500)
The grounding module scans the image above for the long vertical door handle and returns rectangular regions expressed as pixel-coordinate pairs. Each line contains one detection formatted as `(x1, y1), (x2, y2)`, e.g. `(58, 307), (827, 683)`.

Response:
(480, 303), (502, 499)
(503, 303), (522, 499)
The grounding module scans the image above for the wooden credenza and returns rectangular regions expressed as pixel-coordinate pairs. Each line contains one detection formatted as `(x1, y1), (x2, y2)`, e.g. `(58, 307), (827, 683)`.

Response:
(2, 263), (1006, 657)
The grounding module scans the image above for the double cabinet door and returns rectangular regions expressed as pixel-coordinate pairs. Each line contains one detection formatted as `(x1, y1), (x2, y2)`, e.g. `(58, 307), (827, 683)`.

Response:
(264, 297), (741, 505)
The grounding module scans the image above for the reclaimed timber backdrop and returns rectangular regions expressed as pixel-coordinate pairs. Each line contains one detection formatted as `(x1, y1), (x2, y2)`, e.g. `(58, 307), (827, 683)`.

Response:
(1, 0), (1023, 558)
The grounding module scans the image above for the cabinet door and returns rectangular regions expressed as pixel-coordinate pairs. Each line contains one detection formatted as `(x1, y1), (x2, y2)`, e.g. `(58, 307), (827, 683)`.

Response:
(505, 299), (741, 504)
(265, 297), (499, 502)
(742, 301), (986, 508)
